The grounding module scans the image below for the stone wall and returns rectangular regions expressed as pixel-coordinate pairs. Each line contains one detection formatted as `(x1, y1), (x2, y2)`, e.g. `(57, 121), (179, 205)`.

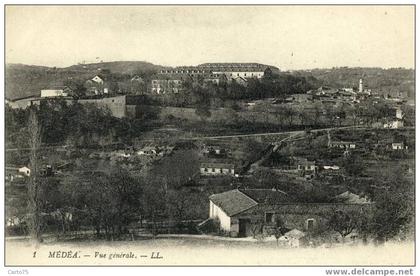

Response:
(78, 96), (127, 118)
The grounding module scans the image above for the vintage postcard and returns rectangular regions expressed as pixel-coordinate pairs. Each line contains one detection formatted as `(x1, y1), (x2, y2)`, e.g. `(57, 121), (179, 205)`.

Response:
(4, 5), (415, 268)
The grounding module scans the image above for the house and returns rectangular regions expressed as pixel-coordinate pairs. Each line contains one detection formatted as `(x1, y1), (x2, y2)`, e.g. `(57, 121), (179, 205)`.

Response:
(337, 90), (357, 101)
(396, 108), (404, 120)
(208, 189), (371, 237)
(385, 91), (408, 100)
(157, 146), (175, 156)
(335, 191), (371, 204)
(150, 75), (184, 94)
(294, 157), (316, 172)
(323, 165), (340, 170)
(40, 165), (55, 177)
(202, 145), (226, 156)
(200, 163), (235, 176)
(391, 142), (406, 150)
(91, 75), (104, 84)
(131, 75), (144, 82)
(137, 146), (158, 156)
(328, 141), (356, 149)
(203, 73), (227, 85)
(84, 76), (110, 95)
(18, 166), (31, 176)
(383, 120), (404, 129)
(112, 150), (131, 158)
(5, 166), (30, 182)
(289, 94), (313, 103)
(40, 86), (72, 98)
(232, 76), (248, 86)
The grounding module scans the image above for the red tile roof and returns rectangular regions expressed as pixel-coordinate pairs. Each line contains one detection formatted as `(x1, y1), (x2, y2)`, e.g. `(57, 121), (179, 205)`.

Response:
(209, 189), (257, 216)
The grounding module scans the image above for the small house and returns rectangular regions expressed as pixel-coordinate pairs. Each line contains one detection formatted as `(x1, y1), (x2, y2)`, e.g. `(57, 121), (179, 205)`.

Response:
(396, 108), (404, 120)
(335, 191), (371, 204)
(383, 120), (404, 129)
(329, 141), (356, 149)
(150, 75), (185, 94)
(18, 166), (31, 177)
(40, 86), (72, 98)
(91, 75), (104, 84)
(202, 145), (226, 156)
(391, 142), (405, 150)
(137, 146), (158, 156)
(294, 157), (316, 172)
(200, 163), (235, 176)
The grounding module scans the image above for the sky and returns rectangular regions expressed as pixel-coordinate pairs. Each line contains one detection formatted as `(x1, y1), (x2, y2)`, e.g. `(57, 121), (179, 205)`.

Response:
(5, 5), (415, 70)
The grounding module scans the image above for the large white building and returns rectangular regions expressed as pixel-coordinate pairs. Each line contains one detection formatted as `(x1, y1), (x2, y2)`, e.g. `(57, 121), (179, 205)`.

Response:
(40, 86), (72, 98)
(159, 63), (279, 81)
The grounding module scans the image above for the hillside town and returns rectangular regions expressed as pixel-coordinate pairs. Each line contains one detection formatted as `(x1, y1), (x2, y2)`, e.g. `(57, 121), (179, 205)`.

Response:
(5, 59), (415, 249)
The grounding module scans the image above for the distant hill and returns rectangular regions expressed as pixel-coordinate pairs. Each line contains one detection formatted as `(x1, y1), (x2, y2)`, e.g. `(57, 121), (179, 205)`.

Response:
(292, 67), (415, 98)
(6, 61), (163, 100)
(6, 63), (414, 100)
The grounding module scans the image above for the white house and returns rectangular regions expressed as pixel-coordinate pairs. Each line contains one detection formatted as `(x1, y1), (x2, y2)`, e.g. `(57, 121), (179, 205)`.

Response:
(396, 108), (404, 120)
(391, 142), (406, 150)
(18, 166), (31, 177)
(200, 163), (235, 176)
(329, 141), (356, 149)
(91, 75), (104, 84)
(40, 87), (71, 98)
(137, 146), (158, 156)
(384, 120), (404, 129)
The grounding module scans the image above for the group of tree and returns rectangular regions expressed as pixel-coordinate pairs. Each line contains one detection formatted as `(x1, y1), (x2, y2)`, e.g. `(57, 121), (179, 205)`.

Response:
(5, 100), (151, 150)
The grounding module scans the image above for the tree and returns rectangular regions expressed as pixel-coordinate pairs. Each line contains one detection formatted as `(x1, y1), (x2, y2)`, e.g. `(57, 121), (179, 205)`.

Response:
(341, 153), (364, 177)
(327, 210), (360, 242)
(27, 109), (43, 243)
(195, 105), (211, 119)
(273, 216), (287, 246)
(370, 192), (412, 243)
(283, 106), (296, 127)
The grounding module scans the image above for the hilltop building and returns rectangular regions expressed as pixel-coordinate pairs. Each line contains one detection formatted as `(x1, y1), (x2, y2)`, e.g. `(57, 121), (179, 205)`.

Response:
(158, 63), (279, 81)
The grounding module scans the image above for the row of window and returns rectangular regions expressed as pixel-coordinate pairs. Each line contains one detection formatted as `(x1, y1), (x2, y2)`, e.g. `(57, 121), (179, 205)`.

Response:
(202, 168), (234, 173)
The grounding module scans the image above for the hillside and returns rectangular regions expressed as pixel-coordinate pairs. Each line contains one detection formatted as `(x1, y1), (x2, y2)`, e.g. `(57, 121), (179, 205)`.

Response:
(292, 67), (415, 98)
(5, 61), (163, 100)
(6, 63), (415, 100)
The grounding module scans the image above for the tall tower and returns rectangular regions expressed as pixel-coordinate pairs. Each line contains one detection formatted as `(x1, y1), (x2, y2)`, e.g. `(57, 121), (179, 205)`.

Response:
(358, 78), (363, 93)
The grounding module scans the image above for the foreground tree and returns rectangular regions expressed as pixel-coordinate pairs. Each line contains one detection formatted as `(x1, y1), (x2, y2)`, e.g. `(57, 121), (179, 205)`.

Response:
(327, 210), (360, 242)
(27, 109), (43, 242)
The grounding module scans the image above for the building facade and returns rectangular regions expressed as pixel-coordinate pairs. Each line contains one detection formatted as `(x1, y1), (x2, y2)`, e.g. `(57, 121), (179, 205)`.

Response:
(200, 163), (235, 176)
(209, 189), (372, 237)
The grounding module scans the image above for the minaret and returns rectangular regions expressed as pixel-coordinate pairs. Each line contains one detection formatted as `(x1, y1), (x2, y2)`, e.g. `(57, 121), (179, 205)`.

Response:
(358, 79), (363, 93)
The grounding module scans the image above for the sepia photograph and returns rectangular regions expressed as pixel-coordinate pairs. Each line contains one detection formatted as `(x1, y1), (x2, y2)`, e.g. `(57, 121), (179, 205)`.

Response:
(3, 4), (416, 270)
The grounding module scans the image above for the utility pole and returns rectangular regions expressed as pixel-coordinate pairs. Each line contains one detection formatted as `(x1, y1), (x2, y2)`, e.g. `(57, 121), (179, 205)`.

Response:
(28, 108), (43, 243)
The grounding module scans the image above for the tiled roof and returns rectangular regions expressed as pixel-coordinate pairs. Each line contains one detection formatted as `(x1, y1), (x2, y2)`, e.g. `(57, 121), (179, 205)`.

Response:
(209, 189), (257, 216)
(151, 74), (186, 80)
(335, 191), (371, 204)
(201, 163), (234, 169)
(240, 189), (290, 204)
(210, 189), (291, 216)
(211, 189), (370, 217)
